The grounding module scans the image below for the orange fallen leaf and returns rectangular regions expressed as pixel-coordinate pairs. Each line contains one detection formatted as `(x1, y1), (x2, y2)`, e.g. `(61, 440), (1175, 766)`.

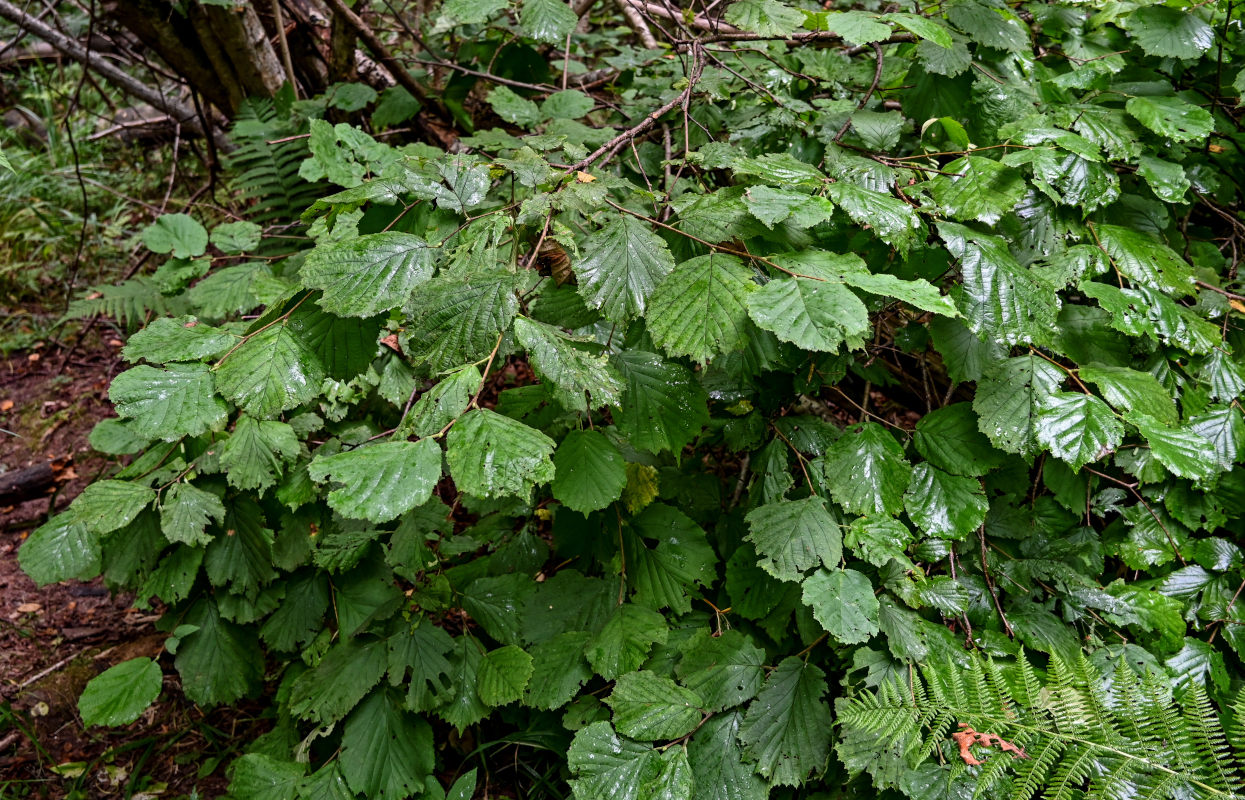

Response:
(575, 171), (596, 183)
(380, 333), (403, 354)
(16, 603), (41, 614)
(952, 723), (1028, 766)
(0, 400), (13, 411)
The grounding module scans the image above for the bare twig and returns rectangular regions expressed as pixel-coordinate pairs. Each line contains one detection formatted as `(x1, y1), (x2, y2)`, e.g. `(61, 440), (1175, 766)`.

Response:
(568, 42), (705, 173)
(834, 42), (884, 142)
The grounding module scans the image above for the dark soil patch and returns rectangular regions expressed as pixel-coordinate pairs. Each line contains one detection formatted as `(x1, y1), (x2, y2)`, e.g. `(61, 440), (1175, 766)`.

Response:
(0, 336), (264, 799)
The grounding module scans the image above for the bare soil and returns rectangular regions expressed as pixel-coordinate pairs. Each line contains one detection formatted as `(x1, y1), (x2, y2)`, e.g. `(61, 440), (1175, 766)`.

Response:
(0, 334), (262, 799)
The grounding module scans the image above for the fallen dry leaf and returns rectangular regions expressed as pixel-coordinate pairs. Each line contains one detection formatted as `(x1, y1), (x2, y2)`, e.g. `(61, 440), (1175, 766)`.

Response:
(952, 723), (1028, 766)
(16, 602), (42, 614)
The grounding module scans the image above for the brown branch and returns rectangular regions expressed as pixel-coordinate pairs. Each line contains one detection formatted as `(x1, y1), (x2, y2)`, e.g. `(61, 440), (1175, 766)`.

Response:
(569, 42), (705, 173)
(0, 0), (231, 150)
(320, 0), (450, 124)
(834, 41), (884, 142)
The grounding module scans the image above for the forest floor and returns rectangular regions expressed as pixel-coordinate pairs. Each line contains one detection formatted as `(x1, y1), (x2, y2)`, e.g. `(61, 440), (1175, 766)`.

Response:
(0, 330), (261, 800)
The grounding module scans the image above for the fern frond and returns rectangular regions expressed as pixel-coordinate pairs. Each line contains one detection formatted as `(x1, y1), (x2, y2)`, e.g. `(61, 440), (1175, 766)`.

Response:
(63, 276), (186, 328)
(225, 98), (323, 227)
(1184, 682), (1242, 794)
(841, 649), (1245, 800)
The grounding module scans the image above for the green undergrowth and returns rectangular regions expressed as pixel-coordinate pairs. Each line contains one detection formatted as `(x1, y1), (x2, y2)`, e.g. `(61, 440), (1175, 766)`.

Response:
(25, 0), (1245, 798)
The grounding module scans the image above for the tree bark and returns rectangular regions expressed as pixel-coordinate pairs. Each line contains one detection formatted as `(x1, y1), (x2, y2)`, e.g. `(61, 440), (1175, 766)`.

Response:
(0, 0), (230, 149)
(0, 463), (57, 506)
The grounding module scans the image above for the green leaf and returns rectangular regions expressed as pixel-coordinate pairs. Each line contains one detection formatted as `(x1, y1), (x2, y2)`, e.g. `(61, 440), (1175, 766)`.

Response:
(204, 499), (276, 595)
(19, 516), (99, 586)
(543, 90), (596, 119)
(840, 272), (960, 318)
(724, 0), (805, 37)
(938, 222), (1059, 346)
(447, 769), (478, 800)
(440, 637), (488, 730)
(1126, 95), (1214, 144)
(747, 276), (869, 353)
(743, 186), (833, 228)
(447, 409), (555, 498)
(477, 645), (534, 706)
(110, 363), (229, 441)
(261, 572), (329, 652)
(340, 690), (434, 800)
(405, 269), (521, 374)
(744, 496), (842, 582)
(439, 0), (508, 25)
(1094, 224), (1193, 295)
(801, 568), (880, 645)
(927, 157), (1026, 225)
(228, 754), (305, 800)
(1189, 407), (1245, 471)
(174, 599), (264, 706)
(488, 85), (541, 127)
(1198, 349), (1245, 402)
(462, 573), (534, 646)
(1132, 415), (1219, 481)
(519, 0), (577, 43)
(738, 656), (833, 786)
(675, 630), (766, 713)
(1079, 364), (1178, 426)
(552, 430), (627, 513)
(1137, 155), (1190, 203)
(627, 503), (716, 613)
(820, 423), (911, 516)
(302, 233), (437, 318)
(160, 482), (225, 546)
(651, 748), (693, 800)
(586, 604), (669, 680)
(142, 213), (208, 259)
(946, 0), (1027, 51)
(309, 439), (441, 522)
(1127, 6), (1214, 60)
(845, 516), (914, 568)
(210, 220), (262, 253)
(606, 670), (703, 741)
(883, 12), (952, 47)
(525, 631), (593, 710)
(648, 254), (755, 364)
(613, 351), (709, 455)
(123, 316), (234, 364)
(513, 317), (623, 411)
(78, 657), (162, 727)
(290, 637), (389, 724)
(1035, 392), (1124, 471)
(220, 415), (300, 491)
(215, 323), (326, 419)
(902, 464), (988, 540)
(913, 403), (1006, 477)
(973, 355), (1065, 457)
(826, 182), (920, 252)
(70, 480), (154, 534)
(404, 365), (479, 438)
(688, 712), (768, 800)
(575, 216), (675, 321)
(568, 721), (662, 800)
(390, 624), (456, 712)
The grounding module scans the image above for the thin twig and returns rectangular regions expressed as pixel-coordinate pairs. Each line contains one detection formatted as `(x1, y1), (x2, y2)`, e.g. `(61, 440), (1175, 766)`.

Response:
(834, 42), (884, 142)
